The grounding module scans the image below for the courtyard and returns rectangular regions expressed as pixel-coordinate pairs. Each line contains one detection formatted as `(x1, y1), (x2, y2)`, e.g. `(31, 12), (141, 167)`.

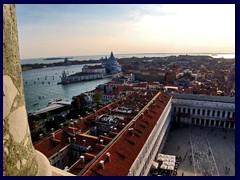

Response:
(161, 124), (235, 176)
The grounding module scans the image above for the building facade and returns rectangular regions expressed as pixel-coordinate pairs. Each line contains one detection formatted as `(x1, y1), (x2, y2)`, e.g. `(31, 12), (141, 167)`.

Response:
(82, 65), (106, 74)
(171, 93), (235, 129)
(102, 52), (122, 74)
(60, 71), (103, 84)
(32, 91), (235, 176)
(128, 97), (172, 176)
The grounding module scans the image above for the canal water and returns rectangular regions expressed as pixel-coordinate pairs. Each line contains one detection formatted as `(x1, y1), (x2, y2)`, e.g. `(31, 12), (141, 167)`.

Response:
(22, 64), (111, 113)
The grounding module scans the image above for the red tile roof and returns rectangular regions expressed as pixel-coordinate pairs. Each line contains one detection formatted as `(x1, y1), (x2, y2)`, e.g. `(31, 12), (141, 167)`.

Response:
(82, 92), (171, 176)
(65, 126), (79, 135)
(134, 83), (148, 88)
(34, 90), (170, 176)
(34, 92), (136, 158)
(34, 129), (70, 158)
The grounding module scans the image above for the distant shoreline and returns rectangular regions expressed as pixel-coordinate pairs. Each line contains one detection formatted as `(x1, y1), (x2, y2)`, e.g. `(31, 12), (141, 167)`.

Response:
(21, 54), (235, 72)
(21, 59), (102, 71)
(21, 53), (235, 61)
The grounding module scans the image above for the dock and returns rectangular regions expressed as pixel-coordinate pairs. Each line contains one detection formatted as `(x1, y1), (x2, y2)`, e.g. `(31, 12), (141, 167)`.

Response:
(33, 101), (71, 115)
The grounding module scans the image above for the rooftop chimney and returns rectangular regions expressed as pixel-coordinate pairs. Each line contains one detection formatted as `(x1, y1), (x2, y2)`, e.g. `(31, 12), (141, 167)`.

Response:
(39, 134), (43, 139)
(60, 123), (63, 128)
(99, 160), (104, 169)
(83, 139), (86, 145)
(73, 137), (76, 143)
(52, 133), (55, 138)
(68, 137), (71, 143)
(113, 127), (117, 132)
(80, 155), (85, 163)
(51, 128), (54, 132)
(100, 139), (104, 144)
(128, 128), (134, 135)
(87, 146), (91, 152)
(146, 108), (149, 114)
(106, 152), (110, 161)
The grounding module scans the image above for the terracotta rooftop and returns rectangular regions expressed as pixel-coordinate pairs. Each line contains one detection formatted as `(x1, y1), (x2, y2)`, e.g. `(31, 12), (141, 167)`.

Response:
(34, 91), (137, 157)
(34, 90), (170, 176)
(106, 81), (123, 85)
(82, 92), (171, 176)
(133, 83), (148, 88)
(34, 129), (70, 158)
(115, 86), (134, 93)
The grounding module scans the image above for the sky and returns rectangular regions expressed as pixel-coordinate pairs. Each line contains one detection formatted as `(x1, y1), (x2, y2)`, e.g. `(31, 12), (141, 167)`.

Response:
(16, 4), (235, 59)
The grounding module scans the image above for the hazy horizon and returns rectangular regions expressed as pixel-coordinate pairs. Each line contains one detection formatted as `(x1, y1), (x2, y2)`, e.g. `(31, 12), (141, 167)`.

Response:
(16, 4), (235, 59)
(20, 52), (235, 60)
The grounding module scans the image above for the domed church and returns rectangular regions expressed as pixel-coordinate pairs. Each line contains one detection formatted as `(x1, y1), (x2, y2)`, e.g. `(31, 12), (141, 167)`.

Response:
(102, 52), (122, 74)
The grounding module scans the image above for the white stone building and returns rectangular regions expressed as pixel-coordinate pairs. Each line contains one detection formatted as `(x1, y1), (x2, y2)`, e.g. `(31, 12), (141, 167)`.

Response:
(171, 94), (235, 129)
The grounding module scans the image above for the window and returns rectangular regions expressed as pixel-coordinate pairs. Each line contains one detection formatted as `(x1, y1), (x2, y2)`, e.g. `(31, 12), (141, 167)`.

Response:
(222, 111), (225, 118)
(193, 109), (195, 115)
(212, 110), (215, 117)
(230, 122), (234, 128)
(220, 121), (224, 127)
(191, 118), (195, 124)
(211, 120), (214, 126)
(227, 112), (231, 118)
(202, 109), (205, 116)
(206, 119), (209, 126)
(183, 107), (186, 113)
(188, 108), (190, 114)
(196, 118), (200, 124)
(207, 110), (210, 116)
(197, 109), (200, 115)
(217, 111), (220, 117)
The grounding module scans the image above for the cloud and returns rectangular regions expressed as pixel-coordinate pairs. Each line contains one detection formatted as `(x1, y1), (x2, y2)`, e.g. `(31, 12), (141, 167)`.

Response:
(16, 4), (235, 58)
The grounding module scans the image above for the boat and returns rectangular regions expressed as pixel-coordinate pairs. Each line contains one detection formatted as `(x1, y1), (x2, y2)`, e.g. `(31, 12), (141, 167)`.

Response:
(33, 103), (39, 106)
(47, 98), (63, 106)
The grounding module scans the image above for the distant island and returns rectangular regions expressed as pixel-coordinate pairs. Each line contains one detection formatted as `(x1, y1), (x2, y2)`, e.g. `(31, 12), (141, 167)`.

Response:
(43, 57), (73, 60)
(21, 54), (234, 72)
(21, 59), (102, 71)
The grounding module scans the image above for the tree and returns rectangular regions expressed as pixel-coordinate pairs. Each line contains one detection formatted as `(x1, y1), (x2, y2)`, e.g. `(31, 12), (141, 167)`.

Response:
(71, 93), (86, 109)
(92, 93), (103, 108)
(28, 115), (40, 137)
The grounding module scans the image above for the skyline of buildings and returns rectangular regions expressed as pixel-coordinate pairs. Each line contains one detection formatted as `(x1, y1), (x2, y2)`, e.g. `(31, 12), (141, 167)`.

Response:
(29, 53), (235, 176)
